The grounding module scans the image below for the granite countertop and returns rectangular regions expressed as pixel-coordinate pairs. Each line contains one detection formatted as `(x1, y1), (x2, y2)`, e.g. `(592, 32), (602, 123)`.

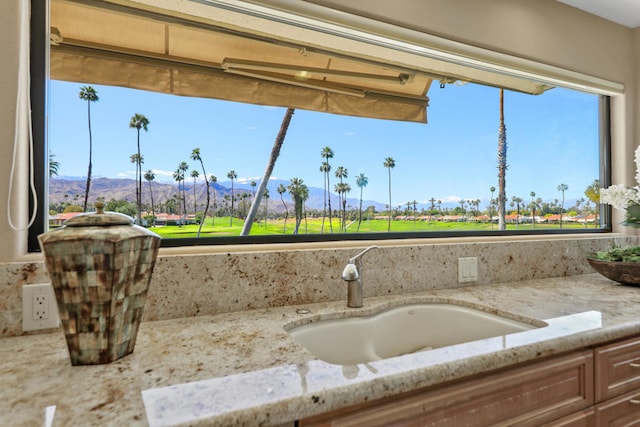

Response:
(3, 273), (640, 426)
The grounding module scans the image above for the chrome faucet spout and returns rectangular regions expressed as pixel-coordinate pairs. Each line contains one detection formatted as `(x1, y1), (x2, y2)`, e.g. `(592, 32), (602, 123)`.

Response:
(348, 245), (379, 265)
(342, 245), (378, 308)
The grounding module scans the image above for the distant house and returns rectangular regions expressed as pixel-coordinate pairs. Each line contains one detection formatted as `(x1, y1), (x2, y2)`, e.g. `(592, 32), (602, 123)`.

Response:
(48, 212), (82, 227)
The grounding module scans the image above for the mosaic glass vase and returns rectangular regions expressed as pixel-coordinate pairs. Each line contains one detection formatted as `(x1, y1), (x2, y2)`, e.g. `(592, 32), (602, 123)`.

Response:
(38, 203), (161, 365)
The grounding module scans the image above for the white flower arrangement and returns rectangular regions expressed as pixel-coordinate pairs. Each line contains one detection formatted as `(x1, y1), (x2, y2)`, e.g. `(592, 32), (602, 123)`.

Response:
(600, 146), (640, 227)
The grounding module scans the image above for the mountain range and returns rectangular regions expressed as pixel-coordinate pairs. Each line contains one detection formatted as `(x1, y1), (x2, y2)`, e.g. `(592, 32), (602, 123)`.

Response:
(49, 177), (388, 212)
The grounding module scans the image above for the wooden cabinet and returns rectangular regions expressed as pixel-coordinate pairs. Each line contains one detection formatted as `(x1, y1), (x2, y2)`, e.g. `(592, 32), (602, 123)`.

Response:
(300, 336), (640, 427)
(300, 351), (593, 426)
(594, 336), (640, 426)
(595, 336), (640, 402)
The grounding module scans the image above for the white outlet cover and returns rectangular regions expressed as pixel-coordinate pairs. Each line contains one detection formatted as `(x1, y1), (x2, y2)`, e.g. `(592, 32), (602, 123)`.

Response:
(22, 283), (60, 332)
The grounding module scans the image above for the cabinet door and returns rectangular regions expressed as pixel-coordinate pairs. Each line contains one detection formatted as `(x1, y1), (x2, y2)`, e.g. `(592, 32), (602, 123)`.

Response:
(595, 336), (640, 402)
(540, 408), (595, 427)
(300, 351), (593, 427)
(595, 388), (640, 426)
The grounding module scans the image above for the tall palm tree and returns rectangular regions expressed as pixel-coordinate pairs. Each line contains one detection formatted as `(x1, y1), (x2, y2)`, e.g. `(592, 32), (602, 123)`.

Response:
(530, 191), (537, 229)
(191, 169), (199, 215)
(191, 148), (211, 237)
(209, 174), (217, 227)
(512, 196), (523, 229)
(321, 147), (334, 232)
(334, 166), (348, 223)
(129, 113), (149, 225)
(288, 177), (309, 235)
(241, 108), (295, 236)
(277, 183), (288, 233)
(263, 188), (269, 227)
(319, 161), (331, 232)
(557, 183), (568, 228)
(227, 170), (237, 226)
(497, 89), (507, 231)
(144, 170), (155, 227)
(49, 152), (60, 177)
(79, 86), (99, 212)
(130, 153), (144, 217)
(335, 182), (350, 231)
(250, 180), (257, 199)
(178, 161), (189, 219)
(489, 186), (496, 230)
(172, 166), (184, 226)
(384, 157), (395, 232)
(355, 173), (368, 232)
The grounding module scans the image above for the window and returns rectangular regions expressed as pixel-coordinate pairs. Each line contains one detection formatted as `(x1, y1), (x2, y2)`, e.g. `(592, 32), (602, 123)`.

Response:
(30, 0), (613, 251)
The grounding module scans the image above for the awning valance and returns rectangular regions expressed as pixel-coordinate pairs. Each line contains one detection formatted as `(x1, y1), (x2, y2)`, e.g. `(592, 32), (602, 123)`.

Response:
(50, 0), (433, 123)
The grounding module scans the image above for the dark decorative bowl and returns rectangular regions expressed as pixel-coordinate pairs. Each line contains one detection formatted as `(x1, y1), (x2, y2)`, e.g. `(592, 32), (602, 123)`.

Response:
(587, 257), (640, 286)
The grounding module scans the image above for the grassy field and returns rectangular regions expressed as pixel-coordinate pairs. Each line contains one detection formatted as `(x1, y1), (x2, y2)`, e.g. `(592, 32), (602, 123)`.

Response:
(151, 216), (593, 238)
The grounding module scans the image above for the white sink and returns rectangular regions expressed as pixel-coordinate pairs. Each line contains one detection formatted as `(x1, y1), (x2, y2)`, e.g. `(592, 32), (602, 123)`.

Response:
(286, 303), (545, 365)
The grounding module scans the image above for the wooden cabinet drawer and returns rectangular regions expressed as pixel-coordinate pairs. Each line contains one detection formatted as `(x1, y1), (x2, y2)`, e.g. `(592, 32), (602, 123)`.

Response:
(540, 408), (595, 427)
(300, 351), (593, 427)
(595, 336), (640, 402)
(595, 388), (640, 426)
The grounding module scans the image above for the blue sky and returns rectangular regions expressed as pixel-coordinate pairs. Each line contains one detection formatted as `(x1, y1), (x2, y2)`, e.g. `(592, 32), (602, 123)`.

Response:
(49, 79), (599, 207)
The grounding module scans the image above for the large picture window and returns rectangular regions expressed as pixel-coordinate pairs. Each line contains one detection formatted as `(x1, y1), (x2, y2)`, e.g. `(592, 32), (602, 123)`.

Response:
(30, 0), (612, 250)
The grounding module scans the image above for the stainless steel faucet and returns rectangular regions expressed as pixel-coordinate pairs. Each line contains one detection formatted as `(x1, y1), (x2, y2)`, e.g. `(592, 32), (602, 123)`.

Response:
(341, 246), (378, 308)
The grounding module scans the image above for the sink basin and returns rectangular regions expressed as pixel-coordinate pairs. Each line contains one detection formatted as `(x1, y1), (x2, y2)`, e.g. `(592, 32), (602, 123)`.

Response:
(286, 303), (544, 365)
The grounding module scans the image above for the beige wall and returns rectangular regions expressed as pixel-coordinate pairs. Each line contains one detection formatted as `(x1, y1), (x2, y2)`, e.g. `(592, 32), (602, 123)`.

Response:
(0, 0), (637, 259)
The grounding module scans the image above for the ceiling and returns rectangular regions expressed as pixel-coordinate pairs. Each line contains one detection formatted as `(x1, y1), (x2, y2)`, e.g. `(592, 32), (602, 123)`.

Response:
(558, 0), (640, 28)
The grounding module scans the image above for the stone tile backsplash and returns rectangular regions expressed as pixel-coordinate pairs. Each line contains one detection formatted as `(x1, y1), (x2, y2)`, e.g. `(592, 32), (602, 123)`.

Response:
(0, 236), (633, 337)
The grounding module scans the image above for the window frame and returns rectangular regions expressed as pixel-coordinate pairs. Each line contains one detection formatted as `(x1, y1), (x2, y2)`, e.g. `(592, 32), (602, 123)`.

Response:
(28, 0), (612, 252)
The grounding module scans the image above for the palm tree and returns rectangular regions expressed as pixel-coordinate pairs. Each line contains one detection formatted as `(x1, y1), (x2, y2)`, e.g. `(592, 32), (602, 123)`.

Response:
(178, 161), (189, 219)
(489, 186), (496, 229)
(241, 108), (295, 236)
(263, 188), (269, 227)
(277, 183), (288, 233)
(172, 167), (183, 226)
(191, 169), (199, 215)
(79, 86), (99, 212)
(335, 182), (350, 231)
(49, 152), (60, 177)
(530, 191), (537, 229)
(130, 153), (144, 217)
(321, 147), (334, 232)
(584, 179), (600, 227)
(355, 172), (368, 232)
(497, 89), (507, 231)
(288, 177), (309, 234)
(250, 180), (257, 199)
(512, 196), (523, 229)
(129, 113), (149, 225)
(384, 156), (395, 232)
(227, 170), (237, 226)
(334, 166), (348, 223)
(191, 148), (211, 237)
(144, 170), (155, 227)
(209, 174), (217, 227)
(557, 183), (568, 228)
(319, 161), (331, 232)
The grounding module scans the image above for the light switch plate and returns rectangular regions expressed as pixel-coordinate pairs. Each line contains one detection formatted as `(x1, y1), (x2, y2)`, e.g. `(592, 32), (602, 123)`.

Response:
(458, 257), (478, 283)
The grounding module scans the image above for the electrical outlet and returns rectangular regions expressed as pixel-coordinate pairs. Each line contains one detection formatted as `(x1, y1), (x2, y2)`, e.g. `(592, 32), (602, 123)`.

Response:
(22, 283), (60, 331)
(458, 257), (478, 283)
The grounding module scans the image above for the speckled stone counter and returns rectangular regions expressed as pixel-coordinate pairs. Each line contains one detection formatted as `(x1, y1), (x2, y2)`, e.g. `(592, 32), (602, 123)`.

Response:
(3, 274), (640, 426)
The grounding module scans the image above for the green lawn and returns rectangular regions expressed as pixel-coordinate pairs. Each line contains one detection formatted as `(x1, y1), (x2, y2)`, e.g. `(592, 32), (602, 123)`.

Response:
(150, 216), (593, 239)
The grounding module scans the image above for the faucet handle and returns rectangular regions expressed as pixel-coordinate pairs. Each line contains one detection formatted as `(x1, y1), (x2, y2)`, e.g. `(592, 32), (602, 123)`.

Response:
(341, 263), (359, 281)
